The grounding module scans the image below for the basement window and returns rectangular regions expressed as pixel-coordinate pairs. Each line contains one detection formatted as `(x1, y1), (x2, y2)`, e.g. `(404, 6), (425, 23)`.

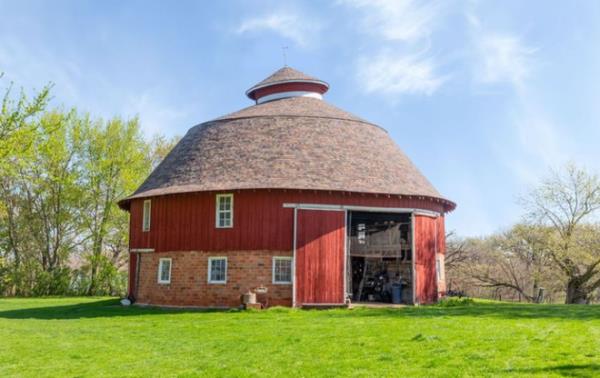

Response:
(142, 200), (151, 232)
(216, 194), (233, 228)
(272, 257), (292, 284)
(157, 258), (171, 284)
(208, 257), (227, 284)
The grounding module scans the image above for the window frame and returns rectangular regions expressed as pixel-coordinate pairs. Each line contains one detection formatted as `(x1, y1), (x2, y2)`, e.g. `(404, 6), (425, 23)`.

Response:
(207, 256), (227, 284)
(142, 199), (151, 232)
(272, 256), (293, 285)
(436, 257), (442, 282)
(215, 194), (234, 229)
(157, 258), (172, 284)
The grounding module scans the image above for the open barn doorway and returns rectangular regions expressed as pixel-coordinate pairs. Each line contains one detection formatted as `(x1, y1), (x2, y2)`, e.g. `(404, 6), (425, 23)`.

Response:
(347, 212), (414, 305)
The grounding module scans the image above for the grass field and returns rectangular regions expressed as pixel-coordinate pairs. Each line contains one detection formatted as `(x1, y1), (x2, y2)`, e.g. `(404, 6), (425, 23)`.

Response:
(0, 298), (599, 377)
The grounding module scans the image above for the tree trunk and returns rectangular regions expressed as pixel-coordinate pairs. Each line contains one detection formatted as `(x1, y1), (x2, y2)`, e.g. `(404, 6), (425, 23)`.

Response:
(565, 279), (589, 304)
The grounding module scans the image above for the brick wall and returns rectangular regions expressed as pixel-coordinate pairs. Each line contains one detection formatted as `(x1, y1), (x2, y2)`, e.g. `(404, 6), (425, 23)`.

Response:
(134, 250), (293, 308)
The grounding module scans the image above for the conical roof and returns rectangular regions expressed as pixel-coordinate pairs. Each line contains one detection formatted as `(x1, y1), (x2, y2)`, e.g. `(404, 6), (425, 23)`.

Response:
(119, 67), (455, 212)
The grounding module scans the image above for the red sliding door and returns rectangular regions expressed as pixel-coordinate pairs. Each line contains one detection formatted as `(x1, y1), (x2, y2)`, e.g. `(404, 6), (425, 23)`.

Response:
(295, 209), (346, 305)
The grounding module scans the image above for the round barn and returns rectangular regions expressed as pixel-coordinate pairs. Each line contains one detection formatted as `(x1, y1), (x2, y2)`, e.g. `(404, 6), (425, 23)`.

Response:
(119, 67), (456, 308)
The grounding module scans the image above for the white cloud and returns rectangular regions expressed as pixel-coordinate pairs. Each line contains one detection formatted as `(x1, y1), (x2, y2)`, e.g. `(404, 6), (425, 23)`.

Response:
(341, 0), (447, 97)
(340, 0), (441, 43)
(475, 33), (537, 88)
(467, 12), (537, 89)
(357, 51), (446, 95)
(236, 11), (320, 48)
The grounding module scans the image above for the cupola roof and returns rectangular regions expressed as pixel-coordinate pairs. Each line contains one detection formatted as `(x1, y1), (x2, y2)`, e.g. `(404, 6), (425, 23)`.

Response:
(245, 66), (329, 104)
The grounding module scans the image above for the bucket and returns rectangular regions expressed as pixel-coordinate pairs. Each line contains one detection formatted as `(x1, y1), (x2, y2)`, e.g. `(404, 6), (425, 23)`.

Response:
(242, 292), (257, 304)
(392, 283), (402, 304)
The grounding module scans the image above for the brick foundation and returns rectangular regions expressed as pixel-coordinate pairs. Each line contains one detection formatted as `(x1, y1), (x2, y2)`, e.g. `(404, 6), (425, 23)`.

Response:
(133, 250), (293, 308)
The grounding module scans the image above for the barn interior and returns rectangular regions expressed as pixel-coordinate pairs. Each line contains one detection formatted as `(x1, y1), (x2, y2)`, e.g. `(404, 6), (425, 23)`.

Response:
(347, 212), (413, 304)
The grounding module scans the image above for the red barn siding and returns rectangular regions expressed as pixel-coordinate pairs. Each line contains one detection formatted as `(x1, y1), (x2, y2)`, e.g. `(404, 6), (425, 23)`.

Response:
(295, 210), (346, 305)
(129, 189), (446, 253)
(414, 214), (438, 304)
(249, 82), (328, 101)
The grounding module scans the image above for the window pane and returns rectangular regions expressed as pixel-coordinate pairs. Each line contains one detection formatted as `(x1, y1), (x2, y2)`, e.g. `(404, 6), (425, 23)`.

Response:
(274, 259), (292, 283)
(210, 259), (226, 282)
(143, 201), (151, 231)
(160, 260), (170, 282)
(216, 195), (233, 228)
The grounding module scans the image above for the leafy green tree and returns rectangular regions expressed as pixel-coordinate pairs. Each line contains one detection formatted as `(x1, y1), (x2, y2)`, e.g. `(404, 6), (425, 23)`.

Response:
(0, 77), (52, 295)
(79, 116), (151, 295)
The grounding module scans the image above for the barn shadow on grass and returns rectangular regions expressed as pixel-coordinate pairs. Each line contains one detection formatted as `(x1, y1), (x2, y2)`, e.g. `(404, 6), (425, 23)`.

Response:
(328, 302), (600, 321)
(1, 298), (599, 320)
(0, 298), (231, 320)
(507, 363), (600, 377)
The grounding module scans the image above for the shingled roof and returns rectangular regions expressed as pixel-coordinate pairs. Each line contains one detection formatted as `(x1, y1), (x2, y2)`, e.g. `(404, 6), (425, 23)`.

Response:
(119, 67), (455, 211)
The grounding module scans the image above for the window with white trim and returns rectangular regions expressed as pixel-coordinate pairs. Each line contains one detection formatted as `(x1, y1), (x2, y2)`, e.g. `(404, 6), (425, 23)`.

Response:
(142, 200), (151, 232)
(208, 257), (227, 284)
(215, 194), (233, 228)
(436, 258), (441, 281)
(272, 256), (292, 284)
(157, 258), (171, 284)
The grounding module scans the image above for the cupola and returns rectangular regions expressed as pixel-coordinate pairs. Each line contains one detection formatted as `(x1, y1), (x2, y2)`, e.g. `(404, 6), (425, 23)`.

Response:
(245, 66), (329, 104)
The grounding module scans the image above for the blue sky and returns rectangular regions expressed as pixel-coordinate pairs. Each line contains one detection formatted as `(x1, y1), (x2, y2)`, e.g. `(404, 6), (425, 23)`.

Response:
(1, 1), (600, 237)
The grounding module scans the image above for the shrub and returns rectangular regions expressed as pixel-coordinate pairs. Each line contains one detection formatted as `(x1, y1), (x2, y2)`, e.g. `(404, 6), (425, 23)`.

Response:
(437, 297), (475, 307)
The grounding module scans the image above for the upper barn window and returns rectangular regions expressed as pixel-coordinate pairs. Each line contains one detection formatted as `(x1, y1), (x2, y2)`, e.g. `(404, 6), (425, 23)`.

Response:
(216, 194), (233, 228)
(142, 200), (151, 232)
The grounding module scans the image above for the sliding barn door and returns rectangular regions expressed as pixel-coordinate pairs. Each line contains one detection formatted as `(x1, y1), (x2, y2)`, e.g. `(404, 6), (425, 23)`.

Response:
(414, 214), (439, 304)
(295, 209), (346, 305)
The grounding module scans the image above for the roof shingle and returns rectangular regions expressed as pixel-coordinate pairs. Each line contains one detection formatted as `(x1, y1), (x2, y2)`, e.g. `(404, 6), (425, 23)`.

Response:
(120, 95), (455, 211)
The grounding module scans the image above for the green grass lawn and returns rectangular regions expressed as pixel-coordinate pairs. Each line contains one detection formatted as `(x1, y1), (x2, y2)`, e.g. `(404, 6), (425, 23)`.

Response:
(0, 298), (599, 377)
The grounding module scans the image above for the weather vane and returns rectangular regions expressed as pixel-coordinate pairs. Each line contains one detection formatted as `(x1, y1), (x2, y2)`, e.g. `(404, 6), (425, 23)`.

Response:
(282, 46), (289, 66)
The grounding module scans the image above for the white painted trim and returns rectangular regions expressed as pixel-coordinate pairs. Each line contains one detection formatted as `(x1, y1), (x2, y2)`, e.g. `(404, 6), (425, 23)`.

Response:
(343, 209), (348, 303)
(272, 256), (293, 284)
(157, 258), (172, 284)
(142, 200), (151, 232)
(257, 91), (323, 104)
(246, 79), (329, 97)
(130, 248), (154, 253)
(215, 194), (234, 229)
(207, 256), (227, 284)
(415, 211), (439, 218)
(283, 203), (440, 217)
(292, 207), (298, 307)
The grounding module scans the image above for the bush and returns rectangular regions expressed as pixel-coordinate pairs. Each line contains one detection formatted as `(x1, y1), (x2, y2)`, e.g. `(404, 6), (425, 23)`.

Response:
(437, 297), (475, 307)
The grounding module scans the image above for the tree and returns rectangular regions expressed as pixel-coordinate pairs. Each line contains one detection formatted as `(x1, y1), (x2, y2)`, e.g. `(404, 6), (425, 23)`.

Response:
(0, 110), (82, 295)
(79, 116), (150, 295)
(0, 77), (53, 295)
(523, 164), (600, 304)
(0, 75), (51, 162)
(466, 225), (555, 302)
